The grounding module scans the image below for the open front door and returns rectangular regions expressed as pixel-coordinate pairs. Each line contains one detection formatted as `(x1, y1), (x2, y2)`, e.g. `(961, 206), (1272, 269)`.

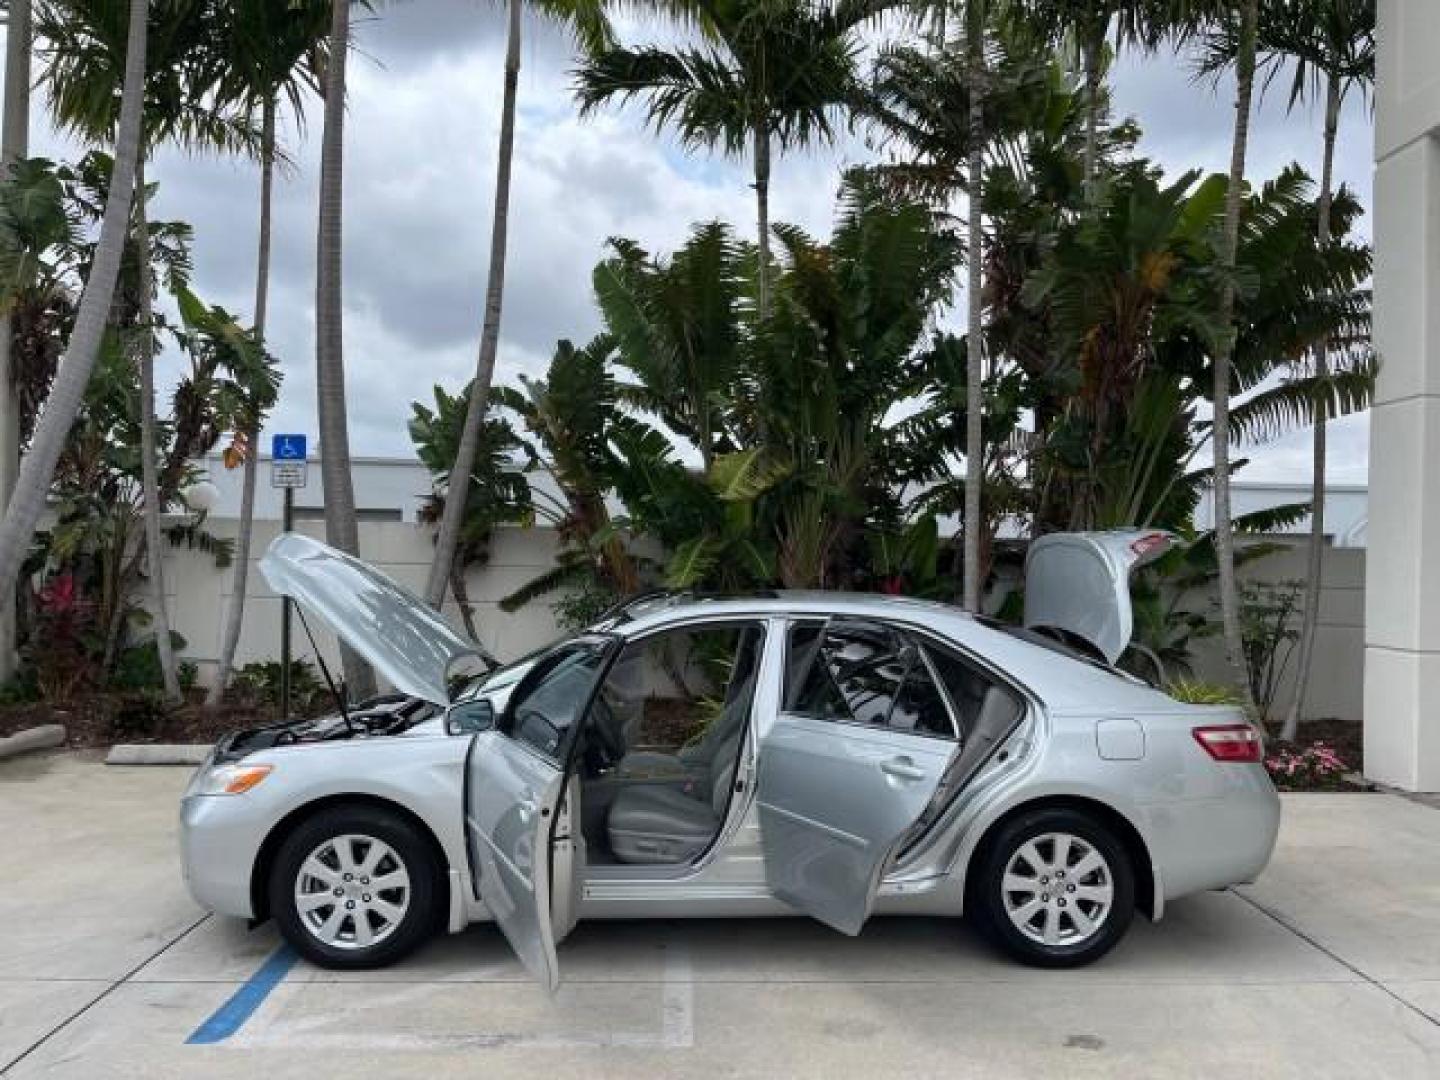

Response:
(462, 641), (614, 991)
(756, 619), (960, 935)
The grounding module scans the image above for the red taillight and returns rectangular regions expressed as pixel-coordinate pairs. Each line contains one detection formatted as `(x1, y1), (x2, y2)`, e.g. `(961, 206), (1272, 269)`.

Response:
(1192, 724), (1262, 763)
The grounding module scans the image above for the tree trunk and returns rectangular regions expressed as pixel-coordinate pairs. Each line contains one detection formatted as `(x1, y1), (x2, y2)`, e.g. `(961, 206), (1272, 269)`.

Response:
(962, 0), (985, 613)
(450, 556), (480, 642)
(754, 122), (772, 321)
(423, 0), (521, 609)
(0, 0), (147, 621)
(1212, 0), (1259, 707)
(315, 0), (374, 699)
(208, 97), (275, 708)
(1082, 26), (1102, 200)
(1281, 73), (1342, 742)
(134, 157), (183, 703)
(0, 0), (30, 681)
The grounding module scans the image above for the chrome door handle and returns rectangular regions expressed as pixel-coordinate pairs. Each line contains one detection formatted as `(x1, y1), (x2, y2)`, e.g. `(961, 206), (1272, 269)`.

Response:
(881, 757), (926, 781)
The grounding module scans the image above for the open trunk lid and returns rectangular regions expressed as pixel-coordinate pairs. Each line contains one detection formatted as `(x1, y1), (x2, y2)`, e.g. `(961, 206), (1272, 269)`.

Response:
(258, 532), (481, 706)
(1023, 530), (1172, 665)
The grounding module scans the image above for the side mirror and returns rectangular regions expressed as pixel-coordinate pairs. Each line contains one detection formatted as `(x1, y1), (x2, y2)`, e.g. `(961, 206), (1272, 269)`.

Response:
(447, 699), (495, 736)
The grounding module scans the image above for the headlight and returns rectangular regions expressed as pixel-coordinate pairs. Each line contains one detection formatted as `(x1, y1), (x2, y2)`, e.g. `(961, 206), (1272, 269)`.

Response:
(193, 762), (274, 796)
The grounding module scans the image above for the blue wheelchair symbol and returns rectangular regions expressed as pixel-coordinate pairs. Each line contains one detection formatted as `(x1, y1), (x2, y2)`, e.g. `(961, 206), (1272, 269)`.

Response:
(272, 434), (307, 461)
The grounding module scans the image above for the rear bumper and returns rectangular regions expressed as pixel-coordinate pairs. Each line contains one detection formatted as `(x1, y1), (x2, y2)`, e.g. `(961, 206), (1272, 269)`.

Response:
(179, 794), (269, 919)
(1142, 765), (1281, 902)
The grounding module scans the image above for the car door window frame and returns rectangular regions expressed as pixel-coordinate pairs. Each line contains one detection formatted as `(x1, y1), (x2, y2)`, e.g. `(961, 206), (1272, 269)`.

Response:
(783, 617), (961, 742)
(497, 635), (620, 766)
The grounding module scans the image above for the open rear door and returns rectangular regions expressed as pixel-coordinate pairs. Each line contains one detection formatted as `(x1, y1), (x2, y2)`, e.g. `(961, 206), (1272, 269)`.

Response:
(756, 619), (959, 935)
(462, 641), (614, 991)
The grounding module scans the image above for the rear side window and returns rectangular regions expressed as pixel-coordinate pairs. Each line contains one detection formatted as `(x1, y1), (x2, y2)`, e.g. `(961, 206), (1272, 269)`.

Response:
(786, 621), (955, 738)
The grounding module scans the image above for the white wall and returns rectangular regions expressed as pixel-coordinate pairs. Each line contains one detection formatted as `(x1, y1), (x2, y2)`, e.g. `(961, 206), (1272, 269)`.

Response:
(164, 519), (567, 686)
(1186, 543), (1365, 723)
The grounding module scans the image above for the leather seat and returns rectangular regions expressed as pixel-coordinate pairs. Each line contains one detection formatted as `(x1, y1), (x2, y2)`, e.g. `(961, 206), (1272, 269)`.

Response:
(614, 628), (763, 780)
(607, 734), (740, 864)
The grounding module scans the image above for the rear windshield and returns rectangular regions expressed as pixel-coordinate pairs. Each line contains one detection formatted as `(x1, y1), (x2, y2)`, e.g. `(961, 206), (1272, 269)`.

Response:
(975, 616), (1150, 686)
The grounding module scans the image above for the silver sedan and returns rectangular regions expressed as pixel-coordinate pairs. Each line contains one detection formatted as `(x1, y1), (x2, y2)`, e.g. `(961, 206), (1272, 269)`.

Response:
(180, 530), (1279, 988)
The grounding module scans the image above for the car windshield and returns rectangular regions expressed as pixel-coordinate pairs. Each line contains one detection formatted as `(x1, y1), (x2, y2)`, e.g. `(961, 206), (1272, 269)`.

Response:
(449, 643), (556, 702)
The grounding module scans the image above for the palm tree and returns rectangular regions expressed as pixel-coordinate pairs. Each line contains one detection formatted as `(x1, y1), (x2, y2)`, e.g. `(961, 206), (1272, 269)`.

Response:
(865, 0), (999, 609)
(1207, 0), (1261, 704)
(314, 0), (376, 699)
(36, 0), (255, 702)
(0, 0), (146, 625)
(422, 0), (612, 611)
(961, 0), (987, 612)
(0, 0), (32, 682)
(1256, 0), (1374, 740)
(205, 0), (330, 707)
(575, 0), (885, 320)
(1012, 2), (1182, 197)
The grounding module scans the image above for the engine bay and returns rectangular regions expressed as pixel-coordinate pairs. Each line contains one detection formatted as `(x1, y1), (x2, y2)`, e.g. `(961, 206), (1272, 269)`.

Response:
(214, 694), (440, 763)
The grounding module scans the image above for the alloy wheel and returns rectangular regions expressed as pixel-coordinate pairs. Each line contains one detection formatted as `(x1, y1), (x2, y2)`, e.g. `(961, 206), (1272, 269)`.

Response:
(293, 833), (412, 950)
(1000, 831), (1114, 948)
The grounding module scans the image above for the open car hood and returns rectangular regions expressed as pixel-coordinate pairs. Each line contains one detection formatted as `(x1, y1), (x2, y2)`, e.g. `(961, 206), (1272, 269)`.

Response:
(258, 533), (482, 706)
(1023, 530), (1173, 665)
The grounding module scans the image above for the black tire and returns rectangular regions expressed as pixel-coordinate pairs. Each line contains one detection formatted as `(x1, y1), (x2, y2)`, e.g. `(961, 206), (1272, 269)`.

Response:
(970, 806), (1135, 968)
(270, 804), (441, 970)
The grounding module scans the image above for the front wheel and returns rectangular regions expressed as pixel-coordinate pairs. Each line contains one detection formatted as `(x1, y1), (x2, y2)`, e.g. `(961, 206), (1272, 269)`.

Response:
(970, 807), (1135, 968)
(270, 805), (441, 969)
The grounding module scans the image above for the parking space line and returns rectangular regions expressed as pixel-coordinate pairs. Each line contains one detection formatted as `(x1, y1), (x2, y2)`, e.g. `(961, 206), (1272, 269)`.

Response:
(1230, 888), (1440, 1029)
(0, 914), (211, 1076)
(227, 940), (696, 1051)
(185, 944), (300, 1045)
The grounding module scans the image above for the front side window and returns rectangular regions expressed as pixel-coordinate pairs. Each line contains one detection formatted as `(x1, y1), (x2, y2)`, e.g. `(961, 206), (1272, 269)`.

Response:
(786, 620), (955, 739)
(502, 642), (611, 760)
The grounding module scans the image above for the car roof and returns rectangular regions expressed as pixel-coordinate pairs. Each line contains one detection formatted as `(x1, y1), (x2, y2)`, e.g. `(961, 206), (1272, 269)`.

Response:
(606, 590), (973, 637)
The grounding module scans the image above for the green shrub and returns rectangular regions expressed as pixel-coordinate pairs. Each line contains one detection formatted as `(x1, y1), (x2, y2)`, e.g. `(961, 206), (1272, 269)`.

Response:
(232, 659), (327, 714)
(1166, 679), (1246, 707)
(108, 690), (172, 737)
(111, 633), (196, 693)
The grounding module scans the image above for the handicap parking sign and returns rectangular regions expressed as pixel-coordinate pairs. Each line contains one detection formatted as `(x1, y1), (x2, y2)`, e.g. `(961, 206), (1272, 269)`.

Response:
(272, 434), (307, 461)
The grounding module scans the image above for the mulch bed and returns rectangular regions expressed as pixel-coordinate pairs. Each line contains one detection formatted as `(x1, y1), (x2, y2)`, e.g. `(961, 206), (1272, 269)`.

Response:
(0, 693), (276, 749)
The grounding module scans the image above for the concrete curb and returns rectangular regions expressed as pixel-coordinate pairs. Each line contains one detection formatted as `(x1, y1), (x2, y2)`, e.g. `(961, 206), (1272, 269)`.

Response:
(106, 744), (212, 767)
(0, 724), (67, 761)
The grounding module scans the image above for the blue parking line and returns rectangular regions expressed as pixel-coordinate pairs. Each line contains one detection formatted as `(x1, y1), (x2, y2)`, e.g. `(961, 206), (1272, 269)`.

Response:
(185, 944), (299, 1045)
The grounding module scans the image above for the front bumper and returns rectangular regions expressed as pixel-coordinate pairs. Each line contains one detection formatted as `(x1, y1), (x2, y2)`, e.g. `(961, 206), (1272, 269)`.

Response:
(179, 792), (273, 919)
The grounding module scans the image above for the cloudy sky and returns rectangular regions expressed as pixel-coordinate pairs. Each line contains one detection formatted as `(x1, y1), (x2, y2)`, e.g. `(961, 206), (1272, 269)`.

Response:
(23, 0), (1376, 485)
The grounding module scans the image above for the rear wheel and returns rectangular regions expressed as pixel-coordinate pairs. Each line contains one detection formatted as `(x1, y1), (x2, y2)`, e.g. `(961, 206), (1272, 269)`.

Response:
(971, 807), (1134, 968)
(270, 805), (441, 969)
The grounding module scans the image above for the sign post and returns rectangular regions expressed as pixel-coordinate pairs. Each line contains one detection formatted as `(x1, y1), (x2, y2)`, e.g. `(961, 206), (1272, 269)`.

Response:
(271, 434), (308, 720)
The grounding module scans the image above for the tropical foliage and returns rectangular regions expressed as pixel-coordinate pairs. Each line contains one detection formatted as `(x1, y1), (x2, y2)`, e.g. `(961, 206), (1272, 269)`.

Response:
(0, 152), (276, 693)
(418, 81), (1371, 681)
(0, 0), (1379, 710)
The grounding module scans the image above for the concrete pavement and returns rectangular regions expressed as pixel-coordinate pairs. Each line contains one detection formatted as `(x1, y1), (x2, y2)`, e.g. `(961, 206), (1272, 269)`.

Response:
(2, 752), (1438, 1078)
